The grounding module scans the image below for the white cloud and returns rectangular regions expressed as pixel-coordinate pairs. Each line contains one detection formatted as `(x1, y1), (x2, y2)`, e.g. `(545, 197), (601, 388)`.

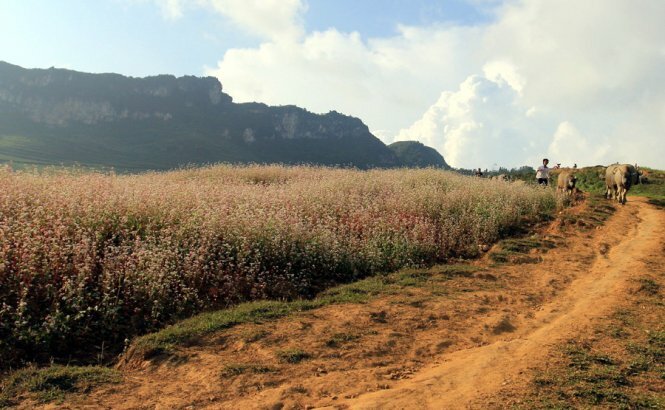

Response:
(394, 73), (551, 168)
(482, 60), (524, 95)
(547, 121), (609, 167)
(150, 0), (305, 41)
(204, 0), (305, 42)
(185, 0), (664, 168)
(150, 0), (186, 20)
(480, 0), (665, 168)
(207, 24), (484, 139)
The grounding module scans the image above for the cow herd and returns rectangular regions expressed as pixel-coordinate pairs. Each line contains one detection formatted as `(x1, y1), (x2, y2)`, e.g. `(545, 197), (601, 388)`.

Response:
(553, 163), (641, 205)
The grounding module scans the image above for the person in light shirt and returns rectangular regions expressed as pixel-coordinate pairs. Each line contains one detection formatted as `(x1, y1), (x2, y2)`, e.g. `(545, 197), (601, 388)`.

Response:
(536, 158), (551, 186)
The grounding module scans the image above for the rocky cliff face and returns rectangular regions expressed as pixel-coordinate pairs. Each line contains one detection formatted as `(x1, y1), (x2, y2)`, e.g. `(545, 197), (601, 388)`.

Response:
(0, 63), (232, 126)
(0, 61), (398, 170)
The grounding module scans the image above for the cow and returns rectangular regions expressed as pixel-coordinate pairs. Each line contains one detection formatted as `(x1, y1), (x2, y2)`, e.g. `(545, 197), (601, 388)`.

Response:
(604, 164), (619, 200)
(605, 164), (640, 205)
(557, 170), (577, 196)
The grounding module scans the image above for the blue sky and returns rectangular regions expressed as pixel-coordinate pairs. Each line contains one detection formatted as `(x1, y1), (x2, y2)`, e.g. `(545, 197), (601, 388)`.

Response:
(1, 0), (245, 76)
(305, 0), (492, 36)
(1, 0), (664, 168)
(0, 0), (492, 77)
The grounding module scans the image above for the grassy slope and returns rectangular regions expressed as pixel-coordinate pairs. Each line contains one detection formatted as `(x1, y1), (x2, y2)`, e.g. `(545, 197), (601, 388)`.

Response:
(122, 265), (477, 363)
(632, 168), (665, 209)
(0, 365), (120, 407)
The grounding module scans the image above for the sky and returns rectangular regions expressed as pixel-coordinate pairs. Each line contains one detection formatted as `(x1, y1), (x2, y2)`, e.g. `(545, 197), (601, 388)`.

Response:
(1, 0), (664, 169)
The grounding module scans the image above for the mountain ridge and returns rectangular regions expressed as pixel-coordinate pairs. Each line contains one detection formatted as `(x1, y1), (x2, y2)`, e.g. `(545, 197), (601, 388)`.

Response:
(0, 61), (446, 171)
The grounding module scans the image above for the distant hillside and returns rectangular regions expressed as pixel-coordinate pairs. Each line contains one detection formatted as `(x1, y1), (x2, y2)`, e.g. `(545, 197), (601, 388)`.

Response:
(0, 61), (407, 171)
(388, 141), (450, 169)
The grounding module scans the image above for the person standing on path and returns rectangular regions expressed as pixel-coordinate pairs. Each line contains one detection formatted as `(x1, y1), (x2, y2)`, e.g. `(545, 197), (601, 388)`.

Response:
(536, 158), (551, 186)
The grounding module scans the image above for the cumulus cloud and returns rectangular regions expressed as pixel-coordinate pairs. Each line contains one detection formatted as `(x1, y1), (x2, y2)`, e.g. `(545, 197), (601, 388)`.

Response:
(484, 0), (665, 169)
(482, 60), (525, 95)
(547, 121), (609, 167)
(151, 0), (305, 40)
(207, 24), (484, 139)
(157, 0), (665, 168)
(204, 0), (305, 42)
(394, 70), (551, 168)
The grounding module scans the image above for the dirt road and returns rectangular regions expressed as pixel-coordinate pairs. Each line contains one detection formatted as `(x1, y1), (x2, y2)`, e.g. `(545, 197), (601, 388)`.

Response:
(346, 198), (664, 409)
(33, 197), (663, 409)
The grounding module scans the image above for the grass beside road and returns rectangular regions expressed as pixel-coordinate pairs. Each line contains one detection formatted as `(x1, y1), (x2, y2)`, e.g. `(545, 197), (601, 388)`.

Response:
(0, 365), (121, 407)
(123, 264), (477, 364)
(631, 167), (665, 208)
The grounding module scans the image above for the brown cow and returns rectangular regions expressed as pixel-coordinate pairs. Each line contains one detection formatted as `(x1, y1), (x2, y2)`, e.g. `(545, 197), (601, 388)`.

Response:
(557, 170), (577, 196)
(605, 164), (640, 205)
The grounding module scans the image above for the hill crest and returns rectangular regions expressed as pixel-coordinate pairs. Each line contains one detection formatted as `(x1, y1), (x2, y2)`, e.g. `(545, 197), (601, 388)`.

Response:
(0, 61), (446, 171)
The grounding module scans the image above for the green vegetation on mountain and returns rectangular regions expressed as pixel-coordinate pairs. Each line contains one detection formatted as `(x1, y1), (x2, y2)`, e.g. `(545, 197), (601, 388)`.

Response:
(388, 140), (450, 169)
(1, 61), (441, 170)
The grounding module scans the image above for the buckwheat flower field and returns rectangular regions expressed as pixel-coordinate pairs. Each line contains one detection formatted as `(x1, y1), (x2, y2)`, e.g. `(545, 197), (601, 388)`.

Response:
(0, 165), (557, 366)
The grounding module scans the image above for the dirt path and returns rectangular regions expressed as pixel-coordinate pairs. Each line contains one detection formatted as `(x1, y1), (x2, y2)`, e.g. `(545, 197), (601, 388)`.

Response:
(346, 198), (664, 409)
(31, 198), (663, 410)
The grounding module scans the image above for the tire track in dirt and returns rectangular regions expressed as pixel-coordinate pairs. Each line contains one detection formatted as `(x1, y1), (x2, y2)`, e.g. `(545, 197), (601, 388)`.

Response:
(344, 199), (664, 409)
